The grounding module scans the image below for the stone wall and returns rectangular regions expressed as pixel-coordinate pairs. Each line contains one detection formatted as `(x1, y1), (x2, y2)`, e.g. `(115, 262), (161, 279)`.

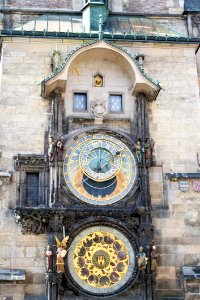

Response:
(143, 44), (200, 299)
(111, 0), (184, 14)
(2, 0), (184, 14)
(2, 0), (83, 10)
(0, 36), (200, 299)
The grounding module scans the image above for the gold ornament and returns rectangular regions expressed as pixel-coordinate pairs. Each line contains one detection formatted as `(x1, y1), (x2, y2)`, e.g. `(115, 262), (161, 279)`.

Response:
(73, 231), (129, 288)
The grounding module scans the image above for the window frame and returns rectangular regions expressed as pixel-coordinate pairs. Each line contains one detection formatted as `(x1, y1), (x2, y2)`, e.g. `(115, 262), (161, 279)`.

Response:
(19, 166), (45, 207)
(14, 154), (47, 208)
(108, 93), (124, 114)
(73, 91), (88, 113)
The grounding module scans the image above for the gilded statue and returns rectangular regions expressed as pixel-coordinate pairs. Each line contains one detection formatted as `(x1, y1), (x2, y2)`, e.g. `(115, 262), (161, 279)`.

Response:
(134, 139), (144, 162)
(55, 236), (69, 273)
(136, 246), (148, 272)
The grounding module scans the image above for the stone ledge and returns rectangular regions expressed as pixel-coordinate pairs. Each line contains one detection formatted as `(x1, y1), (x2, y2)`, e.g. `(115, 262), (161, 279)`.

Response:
(0, 172), (12, 179)
(165, 173), (200, 181)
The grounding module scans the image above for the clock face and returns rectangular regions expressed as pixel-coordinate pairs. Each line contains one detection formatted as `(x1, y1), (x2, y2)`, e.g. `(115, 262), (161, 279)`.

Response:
(67, 226), (135, 296)
(79, 140), (121, 182)
(63, 134), (137, 205)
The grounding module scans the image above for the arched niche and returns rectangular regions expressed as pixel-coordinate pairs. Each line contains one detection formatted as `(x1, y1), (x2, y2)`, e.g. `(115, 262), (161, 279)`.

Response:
(41, 39), (161, 101)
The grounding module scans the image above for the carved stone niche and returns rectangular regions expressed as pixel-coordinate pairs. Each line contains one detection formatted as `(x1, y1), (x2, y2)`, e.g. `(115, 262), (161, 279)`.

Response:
(13, 154), (48, 207)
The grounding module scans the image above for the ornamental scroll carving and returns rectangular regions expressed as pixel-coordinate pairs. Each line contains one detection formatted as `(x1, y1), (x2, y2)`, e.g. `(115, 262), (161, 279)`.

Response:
(14, 207), (141, 235)
(14, 154), (46, 171)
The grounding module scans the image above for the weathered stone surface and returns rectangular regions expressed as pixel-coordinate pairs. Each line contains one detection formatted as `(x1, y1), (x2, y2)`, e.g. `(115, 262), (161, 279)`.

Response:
(0, 2), (199, 298)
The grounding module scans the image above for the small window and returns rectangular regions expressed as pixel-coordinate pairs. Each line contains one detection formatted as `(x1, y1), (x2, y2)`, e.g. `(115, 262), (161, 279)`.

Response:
(73, 93), (87, 112)
(109, 94), (123, 113)
(26, 172), (39, 207)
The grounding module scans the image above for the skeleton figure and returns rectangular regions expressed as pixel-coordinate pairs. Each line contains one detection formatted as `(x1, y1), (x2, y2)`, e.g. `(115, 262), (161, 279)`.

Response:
(45, 245), (53, 272)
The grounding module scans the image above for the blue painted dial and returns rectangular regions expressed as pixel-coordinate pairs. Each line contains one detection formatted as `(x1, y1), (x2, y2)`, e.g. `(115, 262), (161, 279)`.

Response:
(80, 141), (121, 182)
(88, 148), (113, 173)
(63, 134), (137, 205)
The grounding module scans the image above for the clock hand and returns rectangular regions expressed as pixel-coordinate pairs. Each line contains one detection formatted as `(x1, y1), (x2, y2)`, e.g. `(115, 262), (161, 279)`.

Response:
(99, 157), (113, 170)
(77, 176), (90, 186)
(98, 150), (125, 170)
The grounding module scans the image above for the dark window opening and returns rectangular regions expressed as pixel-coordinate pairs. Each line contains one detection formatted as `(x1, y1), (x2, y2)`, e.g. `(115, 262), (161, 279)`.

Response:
(26, 172), (39, 207)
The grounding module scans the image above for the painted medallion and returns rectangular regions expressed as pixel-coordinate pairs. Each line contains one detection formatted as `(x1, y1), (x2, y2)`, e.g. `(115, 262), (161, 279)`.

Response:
(67, 226), (135, 295)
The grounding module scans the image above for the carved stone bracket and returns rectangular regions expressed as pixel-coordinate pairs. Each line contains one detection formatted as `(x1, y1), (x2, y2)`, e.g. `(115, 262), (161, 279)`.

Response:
(14, 206), (142, 235)
(14, 208), (52, 234)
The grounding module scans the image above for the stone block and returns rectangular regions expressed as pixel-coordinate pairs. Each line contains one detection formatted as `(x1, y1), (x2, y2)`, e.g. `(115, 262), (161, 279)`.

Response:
(24, 284), (45, 296)
(26, 247), (36, 258)
(186, 283), (200, 294)
(1, 285), (25, 296)
(157, 266), (177, 279)
(184, 254), (200, 266)
(157, 278), (180, 290)
(185, 294), (200, 300)
(159, 254), (184, 267)
(32, 273), (45, 284)
(155, 288), (183, 299)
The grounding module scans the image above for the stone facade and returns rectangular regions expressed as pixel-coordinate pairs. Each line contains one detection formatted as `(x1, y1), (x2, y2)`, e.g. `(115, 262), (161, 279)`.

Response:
(0, 1), (200, 300)
(2, 0), (184, 14)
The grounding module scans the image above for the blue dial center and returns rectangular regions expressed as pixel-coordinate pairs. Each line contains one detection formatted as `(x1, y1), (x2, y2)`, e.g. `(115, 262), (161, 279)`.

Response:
(87, 147), (114, 174)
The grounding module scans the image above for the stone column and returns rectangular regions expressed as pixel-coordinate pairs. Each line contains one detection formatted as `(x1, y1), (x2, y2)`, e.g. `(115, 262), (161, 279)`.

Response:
(135, 92), (154, 300)
(48, 90), (64, 207)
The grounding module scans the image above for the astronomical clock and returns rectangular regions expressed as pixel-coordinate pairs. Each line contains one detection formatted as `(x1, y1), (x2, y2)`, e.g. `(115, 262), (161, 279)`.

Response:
(61, 130), (140, 297)
(63, 133), (137, 205)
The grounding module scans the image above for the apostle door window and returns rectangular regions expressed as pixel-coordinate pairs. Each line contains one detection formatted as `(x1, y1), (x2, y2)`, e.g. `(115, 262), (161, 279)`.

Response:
(109, 94), (123, 113)
(73, 93), (87, 112)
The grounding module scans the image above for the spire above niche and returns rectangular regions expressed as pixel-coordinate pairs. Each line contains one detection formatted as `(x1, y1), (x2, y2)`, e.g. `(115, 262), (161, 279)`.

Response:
(82, 0), (110, 32)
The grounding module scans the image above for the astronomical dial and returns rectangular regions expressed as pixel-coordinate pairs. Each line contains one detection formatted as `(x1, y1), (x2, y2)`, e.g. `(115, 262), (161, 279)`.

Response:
(79, 140), (121, 182)
(63, 134), (137, 205)
(67, 226), (135, 296)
